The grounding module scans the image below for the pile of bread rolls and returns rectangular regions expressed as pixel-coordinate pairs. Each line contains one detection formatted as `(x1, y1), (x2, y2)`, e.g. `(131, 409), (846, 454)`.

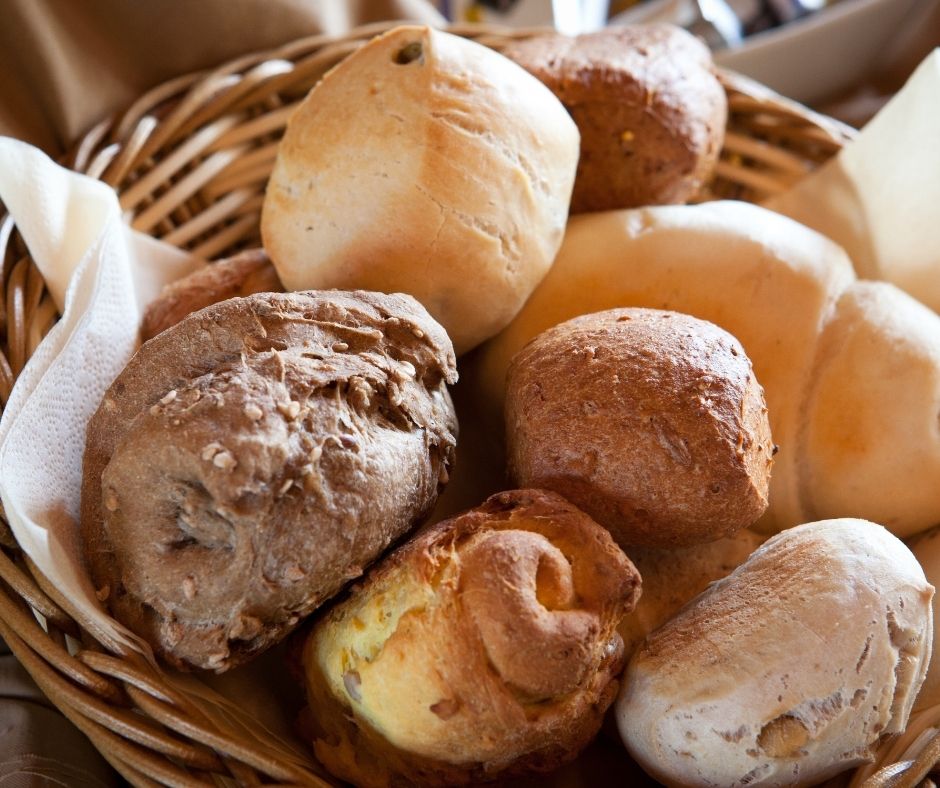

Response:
(80, 21), (940, 788)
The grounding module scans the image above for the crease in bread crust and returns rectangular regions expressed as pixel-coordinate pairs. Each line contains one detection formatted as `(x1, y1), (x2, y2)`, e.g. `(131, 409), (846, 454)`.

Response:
(80, 290), (458, 672)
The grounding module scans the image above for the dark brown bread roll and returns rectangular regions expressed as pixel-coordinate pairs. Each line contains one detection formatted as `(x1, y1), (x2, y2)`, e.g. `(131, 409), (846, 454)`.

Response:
(505, 308), (773, 548)
(82, 290), (457, 672)
(301, 489), (641, 787)
(501, 24), (727, 213)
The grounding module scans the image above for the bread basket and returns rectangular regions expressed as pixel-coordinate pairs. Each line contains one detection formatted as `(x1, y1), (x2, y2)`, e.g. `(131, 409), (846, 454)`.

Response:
(2, 19), (931, 788)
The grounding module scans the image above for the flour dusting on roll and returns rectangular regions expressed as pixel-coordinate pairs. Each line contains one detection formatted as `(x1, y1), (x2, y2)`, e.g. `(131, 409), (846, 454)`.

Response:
(617, 518), (934, 788)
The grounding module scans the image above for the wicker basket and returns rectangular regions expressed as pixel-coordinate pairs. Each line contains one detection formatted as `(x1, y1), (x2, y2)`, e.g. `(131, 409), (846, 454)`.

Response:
(1, 19), (929, 788)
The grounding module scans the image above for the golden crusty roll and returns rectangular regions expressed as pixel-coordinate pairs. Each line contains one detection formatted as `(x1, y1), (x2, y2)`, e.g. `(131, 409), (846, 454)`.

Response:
(618, 519), (934, 788)
(261, 25), (579, 355)
(141, 248), (282, 341)
(82, 290), (457, 672)
(802, 281), (940, 537)
(617, 528), (764, 657)
(301, 489), (641, 786)
(506, 308), (774, 548)
(501, 24), (726, 213)
(472, 201), (940, 537)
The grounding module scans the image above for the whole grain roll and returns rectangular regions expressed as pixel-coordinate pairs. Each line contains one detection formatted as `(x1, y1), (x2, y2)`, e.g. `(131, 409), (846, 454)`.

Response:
(501, 24), (726, 212)
(617, 519), (934, 788)
(261, 25), (579, 355)
(301, 489), (640, 786)
(505, 308), (773, 548)
(81, 290), (457, 672)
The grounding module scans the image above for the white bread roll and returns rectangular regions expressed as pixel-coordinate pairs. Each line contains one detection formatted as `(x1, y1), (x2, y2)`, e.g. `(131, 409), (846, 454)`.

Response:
(617, 528), (764, 657)
(617, 519), (934, 788)
(261, 25), (579, 355)
(473, 201), (856, 531)
(803, 282), (940, 538)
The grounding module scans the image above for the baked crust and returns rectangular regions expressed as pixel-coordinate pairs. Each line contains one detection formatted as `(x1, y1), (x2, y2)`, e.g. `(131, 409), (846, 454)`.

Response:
(141, 248), (282, 341)
(261, 25), (579, 354)
(301, 489), (640, 786)
(505, 308), (773, 548)
(81, 290), (457, 671)
(502, 24), (726, 212)
(617, 519), (934, 787)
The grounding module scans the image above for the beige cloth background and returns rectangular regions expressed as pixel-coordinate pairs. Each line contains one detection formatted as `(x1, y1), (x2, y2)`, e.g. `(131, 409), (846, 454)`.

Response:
(0, 0), (442, 154)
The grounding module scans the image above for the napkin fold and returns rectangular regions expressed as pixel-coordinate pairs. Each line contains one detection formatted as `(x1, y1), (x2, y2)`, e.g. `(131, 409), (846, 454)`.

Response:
(765, 49), (940, 313)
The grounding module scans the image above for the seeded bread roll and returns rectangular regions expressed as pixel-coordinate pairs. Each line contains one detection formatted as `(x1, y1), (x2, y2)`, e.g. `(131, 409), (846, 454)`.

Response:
(506, 308), (773, 548)
(261, 25), (579, 355)
(301, 489), (641, 786)
(501, 24), (726, 212)
(617, 519), (934, 787)
(81, 290), (457, 672)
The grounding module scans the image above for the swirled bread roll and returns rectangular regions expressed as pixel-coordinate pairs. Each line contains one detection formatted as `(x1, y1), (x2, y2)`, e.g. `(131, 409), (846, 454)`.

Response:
(81, 291), (457, 672)
(506, 309), (773, 548)
(301, 489), (641, 786)
(501, 25), (726, 212)
(261, 25), (579, 355)
(617, 519), (934, 787)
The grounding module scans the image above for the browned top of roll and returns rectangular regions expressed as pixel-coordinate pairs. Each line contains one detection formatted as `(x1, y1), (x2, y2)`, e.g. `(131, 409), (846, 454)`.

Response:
(302, 489), (640, 786)
(506, 308), (773, 548)
(141, 248), (283, 342)
(501, 24), (726, 212)
(82, 290), (457, 671)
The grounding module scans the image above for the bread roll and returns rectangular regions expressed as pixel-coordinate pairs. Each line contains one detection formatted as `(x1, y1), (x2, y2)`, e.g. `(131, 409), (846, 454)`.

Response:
(617, 528), (764, 657)
(261, 25), (579, 355)
(471, 200), (940, 537)
(505, 308), (773, 548)
(301, 489), (641, 786)
(802, 282), (940, 537)
(617, 519), (934, 788)
(141, 249), (282, 341)
(82, 290), (457, 671)
(501, 25), (726, 212)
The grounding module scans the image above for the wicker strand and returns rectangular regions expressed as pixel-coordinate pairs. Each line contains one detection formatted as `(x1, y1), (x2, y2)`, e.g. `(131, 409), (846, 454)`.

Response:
(862, 731), (940, 788)
(0, 548), (76, 633)
(0, 616), (219, 788)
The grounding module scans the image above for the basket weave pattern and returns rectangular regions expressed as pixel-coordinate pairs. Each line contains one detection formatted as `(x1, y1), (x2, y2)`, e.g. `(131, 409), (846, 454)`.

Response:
(2, 20), (910, 788)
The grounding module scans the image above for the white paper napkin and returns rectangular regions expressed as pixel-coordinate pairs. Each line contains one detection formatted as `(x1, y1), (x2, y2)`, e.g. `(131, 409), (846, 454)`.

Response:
(765, 49), (940, 313)
(0, 136), (200, 652)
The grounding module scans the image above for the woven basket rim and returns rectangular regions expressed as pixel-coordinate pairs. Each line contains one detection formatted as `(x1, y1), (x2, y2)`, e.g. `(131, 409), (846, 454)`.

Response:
(3, 19), (925, 788)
